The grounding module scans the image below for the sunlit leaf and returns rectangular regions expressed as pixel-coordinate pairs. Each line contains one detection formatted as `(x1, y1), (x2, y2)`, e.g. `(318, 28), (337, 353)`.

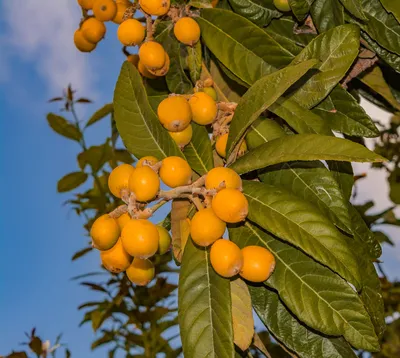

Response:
(47, 113), (82, 141)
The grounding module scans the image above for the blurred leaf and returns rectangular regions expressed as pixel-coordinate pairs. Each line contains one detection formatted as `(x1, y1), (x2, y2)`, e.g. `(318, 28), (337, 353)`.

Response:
(6, 352), (29, 358)
(47, 113), (82, 141)
(188, 0), (212, 8)
(288, 0), (314, 22)
(80, 282), (108, 293)
(311, 0), (345, 33)
(72, 247), (92, 262)
(85, 103), (113, 128)
(113, 149), (134, 164)
(71, 272), (103, 281)
(76, 98), (92, 103)
(187, 41), (202, 84)
(48, 97), (64, 102)
(29, 336), (43, 355)
(57, 172), (88, 193)
(228, 0), (282, 26)
(389, 168), (400, 204)
(65, 349), (71, 358)
(78, 143), (113, 172)
(91, 331), (114, 349)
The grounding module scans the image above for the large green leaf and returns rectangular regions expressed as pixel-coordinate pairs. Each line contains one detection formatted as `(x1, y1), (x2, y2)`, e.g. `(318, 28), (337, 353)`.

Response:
(339, 0), (367, 20)
(228, 0), (282, 26)
(230, 134), (385, 174)
(147, 95), (168, 112)
(360, 0), (400, 56)
(57, 171), (88, 192)
(85, 103), (113, 128)
(113, 62), (183, 160)
(242, 180), (361, 288)
(229, 223), (379, 352)
(290, 24), (360, 108)
(178, 238), (234, 357)
(226, 59), (317, 156)
(288, 0), (315, 21)
(250, 286), (358, 358)
(187, 41), (202, 84)
(183, 123), (213, 175)
(327, 160), (354, 201)
(260, 161), (352, 234)
(310, 0), (345, 33)
(380, 0), (400, 23)
(78, 143), (112, 172)
(313, 86), (380, 137)
(197, 9), (297, 85)
(245, 118), (286, 149)
(47, 113), (82, 142)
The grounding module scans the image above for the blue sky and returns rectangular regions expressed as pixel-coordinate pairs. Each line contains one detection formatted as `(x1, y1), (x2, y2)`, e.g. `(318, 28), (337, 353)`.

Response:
(0, 1), (399, 357)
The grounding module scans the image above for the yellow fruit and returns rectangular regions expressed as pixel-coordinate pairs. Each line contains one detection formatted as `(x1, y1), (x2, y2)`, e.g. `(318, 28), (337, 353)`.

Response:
(136, 156), (159, 168)
(238, 140), (247, 156)
(205, 167), (241, 190)
(117, 212), (131, 230)
(81, 17), (106, 44)
(189, 92), (217, 125)
(202, 87), (217, 101)
(190, 208), (226, 247)
(210, 239), (243, 278)
(101, 238), (132, 273)
(139, 41), (166, 70)
(169, 124), (193, 146)
(139, 0), (170, 16)
(156, 226), (171, 254)
(157, 96), (192, 132)
(78, 0), (95, 10)
(90, 214), (120, 250)
(74, 30), (97, 52)
(116, 0), (131, 3)
(113, 2), (130, 24)
(146, 52), (170, 77)
(212, 188), (249, 223)
(126, 258), (155, 285)
(93, 0), (118, 21)
(127, 54), (139, 67)
(240, 246), (276, 282)
(138, 60), (157, 79)
(273, 0), (291, 12)
(174, 17), (200, 46)
(121, 219), (159, 258)
(159, 156), (192, 188)
(128, 166), (160, 202)
(215, 133), (228, 158)
(117, 19), (145, 46)
(108, 164), (135, 198)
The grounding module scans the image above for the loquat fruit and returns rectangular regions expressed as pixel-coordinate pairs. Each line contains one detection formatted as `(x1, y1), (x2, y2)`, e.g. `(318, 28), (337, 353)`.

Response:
(126, 257), (155, 285)
(139, 0), (170, 16)
(139, 41), (166, 70)
(128, 166), (160, 202)
(74, 30), (97, 52)
(138, 61), (157, 79)
(93, 0), (118, 21)
(189, 92), (217, 125)
(146, 53), (170, 77)
(273, 0), (291, 12)
(113, 1), (130, 24)
(210, 239), (243, 278)
(240, 246), (276, 282)
(108, 164), (135, 198)
(215, 133), (228, 158)
(116, 212), (131, 230)
(101, 238), (132, 273)
(90, 214), (120, 250)
(136, 156), (159, 168)
(205, 167), (241, 191)
(212, 188), (248, 223)
(81, 17), (106, 44)
(169, 124), (193, 146)
(174, 17), (200, 46)
(78, 0), (95, 10)
(159, 156), (192, 188)
(156, 226), (172, 255)
(157, 96), (192, 132)
(117, 19), (145, 46)
(202, 87), (217, 101)
(190, 208), (226, 247)
(121, 219), (159, 258)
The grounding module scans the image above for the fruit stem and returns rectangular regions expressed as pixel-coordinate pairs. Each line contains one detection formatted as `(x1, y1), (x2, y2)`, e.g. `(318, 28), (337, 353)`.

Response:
(108, 205), (128, 219)
(145, 14), (154, 41)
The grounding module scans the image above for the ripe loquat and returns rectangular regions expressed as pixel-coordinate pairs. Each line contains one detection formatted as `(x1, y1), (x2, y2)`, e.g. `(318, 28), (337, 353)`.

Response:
(215, 133), (228, 158)
(93, 0), (118, 21)
(212, 188), (248, 223)
(210, 239), (243, 278)
(136, 156), (159, 168)
(101, 238), (132, 273)
(139, 41), (166, 70)
(81, 17), (106, 44)
(78, 0), (95, 10)
(121, 219), (159, 258)
(174, 17), (200, 46)
(156, 226), (172, 255)
(138, 61), (157, 79)
(158, 96), (192, 132)
(169, 124), (193, 146)
(159, 156), (192, 188)
(139, 0), (170, 16)
(113, 2), (130, 24)
(146, 53), (170, 77)
(108, 164), (135, 198)
(128, 166), (160, 202)
(116, 212), (131, 230)
(190, 208), (226, 247)
(189, 92), (217, 125)
(74, 30), (97, 52)
(117, 19), (145, 46)
(273, 0), (291, 12)
(202, 87), (217, 101)
(90, 214), (120, 250)
(126, 257), (155, 285)
(205, 167), (241, 190)
(240, 246), (276, 282)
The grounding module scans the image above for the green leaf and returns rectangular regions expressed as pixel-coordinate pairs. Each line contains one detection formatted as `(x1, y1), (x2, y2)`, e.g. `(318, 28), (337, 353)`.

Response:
(178, 238), (234, 357)
(147, 94), (169, 112)
(72, 247), (93, 261)
(389, 168), (400, 204)
(380, 0), (400, 23)
(360, 0), (400, 56)
(228, 0), (282, 26)
(313, 86), (380, 137)
(327, 160), (354, 201)
(85, 103), (113, 128)
(245, 118), (286, 149)
(231, 278), (254, 352)
(310, 0), (345, 33)
(114, 149), (134, 164)
(187, 42), (202, 84)
(230, 134), (385, 175)
(197, 9), (297, 85)
(188, 0), (213, 8)
(226, 59), (318, 156)
(339, 0), (367, 20)
(183, 123), (213, 175)
(242, 180), (361, 288)
(250, 286), (358, 358)
(57, 172), (88, 193)
(290, 24), (360, 108)
(47, 113), (82, 141)
(229, 223), (379, 352)
(288, 0), (315, 22)
(78, 143), (112, 172)
(260, 161), (353, 234)
(113, 62), (183, 159)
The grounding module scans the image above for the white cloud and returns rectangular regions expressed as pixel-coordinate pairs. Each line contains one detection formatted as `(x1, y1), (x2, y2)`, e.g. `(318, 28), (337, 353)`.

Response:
(0, 0), (95, 95)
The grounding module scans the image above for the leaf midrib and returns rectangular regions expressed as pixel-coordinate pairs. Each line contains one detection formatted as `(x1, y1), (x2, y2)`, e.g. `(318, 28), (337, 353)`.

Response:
(186, 141), (209, 174)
